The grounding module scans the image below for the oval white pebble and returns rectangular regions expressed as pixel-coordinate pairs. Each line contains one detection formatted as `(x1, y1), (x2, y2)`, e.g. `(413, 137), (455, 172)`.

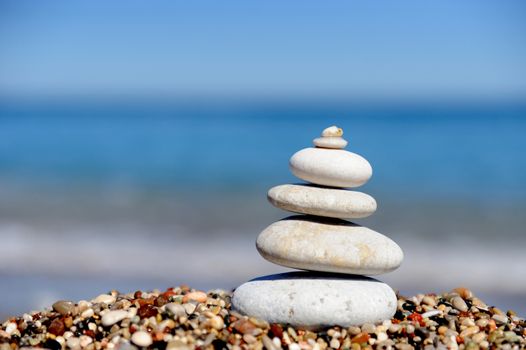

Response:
(289, 148), (372, 188)
(66, 337), (80, 349)
(256, 216), (403, 275)
(421, 310), (442, 318)
(313, 136), (348, 149)
(232, 272), (397, 329)
(101, 310), (128, 327)
(267, 184), (377, 219)
(93, 294), (116, 305)
(79, 335), (93, 348)
(131, 331), (153, 347)
(81, 308), (94, 319)
(165, 303), (186, 317)
(5, 322), (17, 335)
(321, 126), (343, 137)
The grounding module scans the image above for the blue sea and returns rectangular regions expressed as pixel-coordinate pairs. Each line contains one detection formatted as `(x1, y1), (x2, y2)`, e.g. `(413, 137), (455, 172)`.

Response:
(1, 98), (525, 319)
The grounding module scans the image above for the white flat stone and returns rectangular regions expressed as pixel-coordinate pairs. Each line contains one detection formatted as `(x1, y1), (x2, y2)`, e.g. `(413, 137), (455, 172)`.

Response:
(93, 294), (116, 305)
(289, 148), (372, 188)
(101, 310), (128, 327)
(232, 272), (397, 329)
(313, 136), (348, 149)
(268, 184), (376, 219)
(256, 216), (403, 275)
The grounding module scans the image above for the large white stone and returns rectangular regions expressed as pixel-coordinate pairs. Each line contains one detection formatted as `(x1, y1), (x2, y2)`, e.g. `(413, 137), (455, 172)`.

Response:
(268, 184), (376, 219)
(232, 272), (397, 329)
(289, 148), (372, 188)
(256, 216), (403, 275)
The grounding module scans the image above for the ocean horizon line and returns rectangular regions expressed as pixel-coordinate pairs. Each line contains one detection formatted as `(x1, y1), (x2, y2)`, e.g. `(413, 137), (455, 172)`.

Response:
(1, 94), (526, 117)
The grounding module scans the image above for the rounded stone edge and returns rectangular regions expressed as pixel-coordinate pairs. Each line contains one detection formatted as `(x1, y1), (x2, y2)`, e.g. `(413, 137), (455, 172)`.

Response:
(289, 148), (373, 188)
(321, 126), (344, 137)
(232, 273), (398, 329)
(266, 184), (378, 219)
(255, 216), (404, 275)
(256, 242), (403, 276)
(313, 137), (348, 149)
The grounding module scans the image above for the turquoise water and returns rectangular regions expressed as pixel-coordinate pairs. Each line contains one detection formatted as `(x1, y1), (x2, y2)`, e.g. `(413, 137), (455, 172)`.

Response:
(1, 99), (525, 199)
(1, 98), (525, 318)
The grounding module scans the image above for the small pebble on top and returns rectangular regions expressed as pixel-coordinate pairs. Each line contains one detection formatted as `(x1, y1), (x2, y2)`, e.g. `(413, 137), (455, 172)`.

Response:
(321, 126), (343, 137)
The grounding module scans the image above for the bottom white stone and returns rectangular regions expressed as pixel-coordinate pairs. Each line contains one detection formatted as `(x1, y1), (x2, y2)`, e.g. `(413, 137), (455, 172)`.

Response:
(232, 272), (397, 329)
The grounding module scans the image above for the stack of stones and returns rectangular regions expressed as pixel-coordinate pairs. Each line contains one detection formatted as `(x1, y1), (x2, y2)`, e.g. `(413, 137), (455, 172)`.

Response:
(232, 126), (404, 329)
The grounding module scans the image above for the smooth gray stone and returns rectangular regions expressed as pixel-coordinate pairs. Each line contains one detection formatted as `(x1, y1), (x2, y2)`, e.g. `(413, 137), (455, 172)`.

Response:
(267, 184), (377, 219)
(289, 147), (372, 188)
(313, 136), (348, 149)
(232, 272), (397, 329)
(256, 216), (403, 275)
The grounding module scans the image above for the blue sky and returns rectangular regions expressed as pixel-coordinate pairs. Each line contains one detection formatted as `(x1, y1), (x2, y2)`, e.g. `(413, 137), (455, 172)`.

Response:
(0, 1), (525, 99)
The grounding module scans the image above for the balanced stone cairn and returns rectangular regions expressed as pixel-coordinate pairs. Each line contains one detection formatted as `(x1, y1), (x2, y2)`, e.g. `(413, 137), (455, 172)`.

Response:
(232, 126), (404, 329)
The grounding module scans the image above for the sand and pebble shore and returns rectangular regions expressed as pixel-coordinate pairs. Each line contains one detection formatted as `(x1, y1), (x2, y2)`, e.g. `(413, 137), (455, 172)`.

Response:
(1, 285), (524, 350)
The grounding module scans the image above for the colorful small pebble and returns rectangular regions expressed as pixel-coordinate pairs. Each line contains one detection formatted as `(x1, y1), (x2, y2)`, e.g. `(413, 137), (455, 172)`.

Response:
(0, 287), (524, 349)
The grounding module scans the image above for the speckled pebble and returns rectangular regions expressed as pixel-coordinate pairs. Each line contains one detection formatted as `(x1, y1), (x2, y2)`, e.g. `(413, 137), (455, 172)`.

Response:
(452, 296), (468, 312)
(131, 331), (152, 347)
(183, 303), (196, 315)
(52, 300), (75, 316)
(492, 314), (509, 324)
(101, 310), (128, 326)
(93, 294), (116, 304)
(208, 315), (224, 330)
(165, 303), (186, 317)
(66, 336), (80, 349)
(182, 291), (207, 303)
(81, 308), (94, 319)
(79, 335), (92, 348)
(0, 286), (523, 350)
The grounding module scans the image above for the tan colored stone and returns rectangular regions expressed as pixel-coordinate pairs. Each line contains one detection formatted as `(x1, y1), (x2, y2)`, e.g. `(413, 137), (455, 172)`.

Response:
(256, 216), (403, 275)
(268, 184), (376, 219)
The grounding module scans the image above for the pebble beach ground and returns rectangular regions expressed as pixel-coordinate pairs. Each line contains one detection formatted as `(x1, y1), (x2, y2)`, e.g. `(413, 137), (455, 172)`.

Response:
(1, 286), (524, 350)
